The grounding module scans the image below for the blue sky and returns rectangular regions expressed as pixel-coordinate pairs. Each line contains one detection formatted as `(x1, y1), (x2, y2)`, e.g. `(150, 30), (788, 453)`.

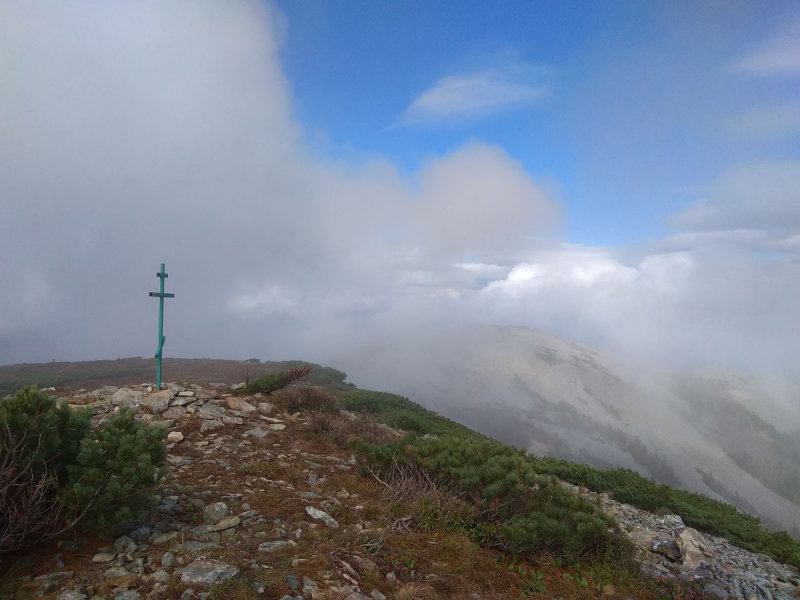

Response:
(275, 0), (800, 245)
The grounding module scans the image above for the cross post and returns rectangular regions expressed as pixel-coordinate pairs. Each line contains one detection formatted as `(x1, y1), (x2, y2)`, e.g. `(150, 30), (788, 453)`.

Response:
(149, 263), (175, 390)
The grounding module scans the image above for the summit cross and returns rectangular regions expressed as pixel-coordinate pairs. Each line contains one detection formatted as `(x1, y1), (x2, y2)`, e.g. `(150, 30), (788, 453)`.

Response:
(148, 263), (175, 390)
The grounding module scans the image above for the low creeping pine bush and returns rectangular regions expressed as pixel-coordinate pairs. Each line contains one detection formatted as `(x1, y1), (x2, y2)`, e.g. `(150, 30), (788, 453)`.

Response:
(241, 365), (312, 395)
(343, 387), (800, 569)
(0, 386), (167, 552)
(352, 433), (635, 565)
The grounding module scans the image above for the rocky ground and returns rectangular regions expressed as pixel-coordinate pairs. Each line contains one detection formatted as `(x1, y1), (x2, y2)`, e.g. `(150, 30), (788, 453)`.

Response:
(2, 383), (800, 600)
(562, 484), (800, 599)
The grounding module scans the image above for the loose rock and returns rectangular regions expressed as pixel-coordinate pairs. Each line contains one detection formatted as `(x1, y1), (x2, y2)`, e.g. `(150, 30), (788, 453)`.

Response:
(178, 559), (240, 585)
(305, 506), (339, 528)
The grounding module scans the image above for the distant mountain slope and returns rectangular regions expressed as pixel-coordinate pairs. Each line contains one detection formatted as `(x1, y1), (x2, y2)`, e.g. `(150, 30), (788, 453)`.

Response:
(339, 325), (800, 533)
(0, 357), (350, 396)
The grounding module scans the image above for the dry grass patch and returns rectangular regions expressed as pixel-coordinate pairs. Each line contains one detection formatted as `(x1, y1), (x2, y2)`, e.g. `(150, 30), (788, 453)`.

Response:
(309, 412), (397, 445)
(274, 387), (340, 415)
(392, 582), (437, 599)
(208, 576), (260, 600)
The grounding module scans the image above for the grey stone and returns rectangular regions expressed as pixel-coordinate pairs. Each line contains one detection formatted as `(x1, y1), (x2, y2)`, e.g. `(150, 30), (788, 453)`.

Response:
(285, 574), (300, 590)
(302, 577), (318, 595)
(244, 428), (268, 439)
(140, 390), (173, 414)
(150, 570), (171, 583)
(161, 552), (176, 568)
(201, 419), (223, 433)
(113, 535), (137, 554)
(181, 541), (221, 553)
(652, 539), (682, 561)
(203, 501), (229, 523)
(258, 540), (290, 552)
(305, 506), (339, 528)
(703, 583), (728, 599)
(129, 526), (152, 542)
(371, 591), (387, 600)
(210, 515), (240, 531)
(167, 431), (184, 443)
(170, 396), (196, 407)
(111, 388), (144, 407)
(152, 531), (180, 544)
(226, 397), (257, 413)
(257, 402), (275, 415)
(351, 555), (378, 573)
(178, 559), (239, 584)
(198, 404), (227, 420)
(114, 592), (141, 600)
(55, 592), (87, 600)
(104, 566), (131, 578)
(92, 551), (116, 563)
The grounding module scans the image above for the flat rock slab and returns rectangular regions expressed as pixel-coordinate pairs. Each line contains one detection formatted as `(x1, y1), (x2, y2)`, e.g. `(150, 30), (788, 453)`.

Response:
(226, 397), (256, 413)
(244, 428), (268, 439)
(170, 396), (196, 407)
(91, 552), (116, 563)
(178, 559), (239, 585)
(167, 431), (184, 443)
(199, 404), (227, 420)
(201, 420), (223, 433)
(258, 540), (290, 552)
(180, 541), (221, 553)
(140, 390), (173, 414)
(210, 515), (240, 532)
(305, 506), (339, 528)
(111, 388), (144, 407)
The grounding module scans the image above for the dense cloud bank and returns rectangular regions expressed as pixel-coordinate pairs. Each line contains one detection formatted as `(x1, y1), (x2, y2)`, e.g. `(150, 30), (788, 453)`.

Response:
(1, 1), (798, 379)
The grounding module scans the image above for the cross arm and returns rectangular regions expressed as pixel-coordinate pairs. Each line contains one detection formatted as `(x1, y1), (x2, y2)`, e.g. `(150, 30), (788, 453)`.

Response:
(149, 292), (175, 298)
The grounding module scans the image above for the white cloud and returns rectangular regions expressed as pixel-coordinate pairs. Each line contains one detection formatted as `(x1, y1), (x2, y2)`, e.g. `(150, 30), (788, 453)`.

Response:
(731, 21), (800, 75)
(412, 142), (560, 256)
(400, 64), (551, 124)
(1, 0), (799, 381)
(669, 161), (800, 232)
(484, 247), (637, 297)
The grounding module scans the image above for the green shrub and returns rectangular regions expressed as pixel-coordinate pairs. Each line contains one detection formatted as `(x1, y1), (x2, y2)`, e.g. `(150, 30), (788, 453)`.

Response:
(62, 407), (167, 528)
(354, 434), (632, 563)
(274, 361), (348, 386)
(340, 390), (479, 439)
(0, 386), (92, 484)
(242, 365), (311, 395)
(346, 386), (800, 568)
(526, 454), (800, 566)
(0, 386), (167, 551)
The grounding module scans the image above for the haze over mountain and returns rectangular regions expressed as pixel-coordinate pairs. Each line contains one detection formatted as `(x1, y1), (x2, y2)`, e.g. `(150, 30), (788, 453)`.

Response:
(1, 0), (799, 382)
(339, 326), (800, 533)
(2, 0), (799, 538)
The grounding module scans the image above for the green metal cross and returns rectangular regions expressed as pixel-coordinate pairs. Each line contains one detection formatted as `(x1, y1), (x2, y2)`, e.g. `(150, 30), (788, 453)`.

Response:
(149, 263), (174, 390)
